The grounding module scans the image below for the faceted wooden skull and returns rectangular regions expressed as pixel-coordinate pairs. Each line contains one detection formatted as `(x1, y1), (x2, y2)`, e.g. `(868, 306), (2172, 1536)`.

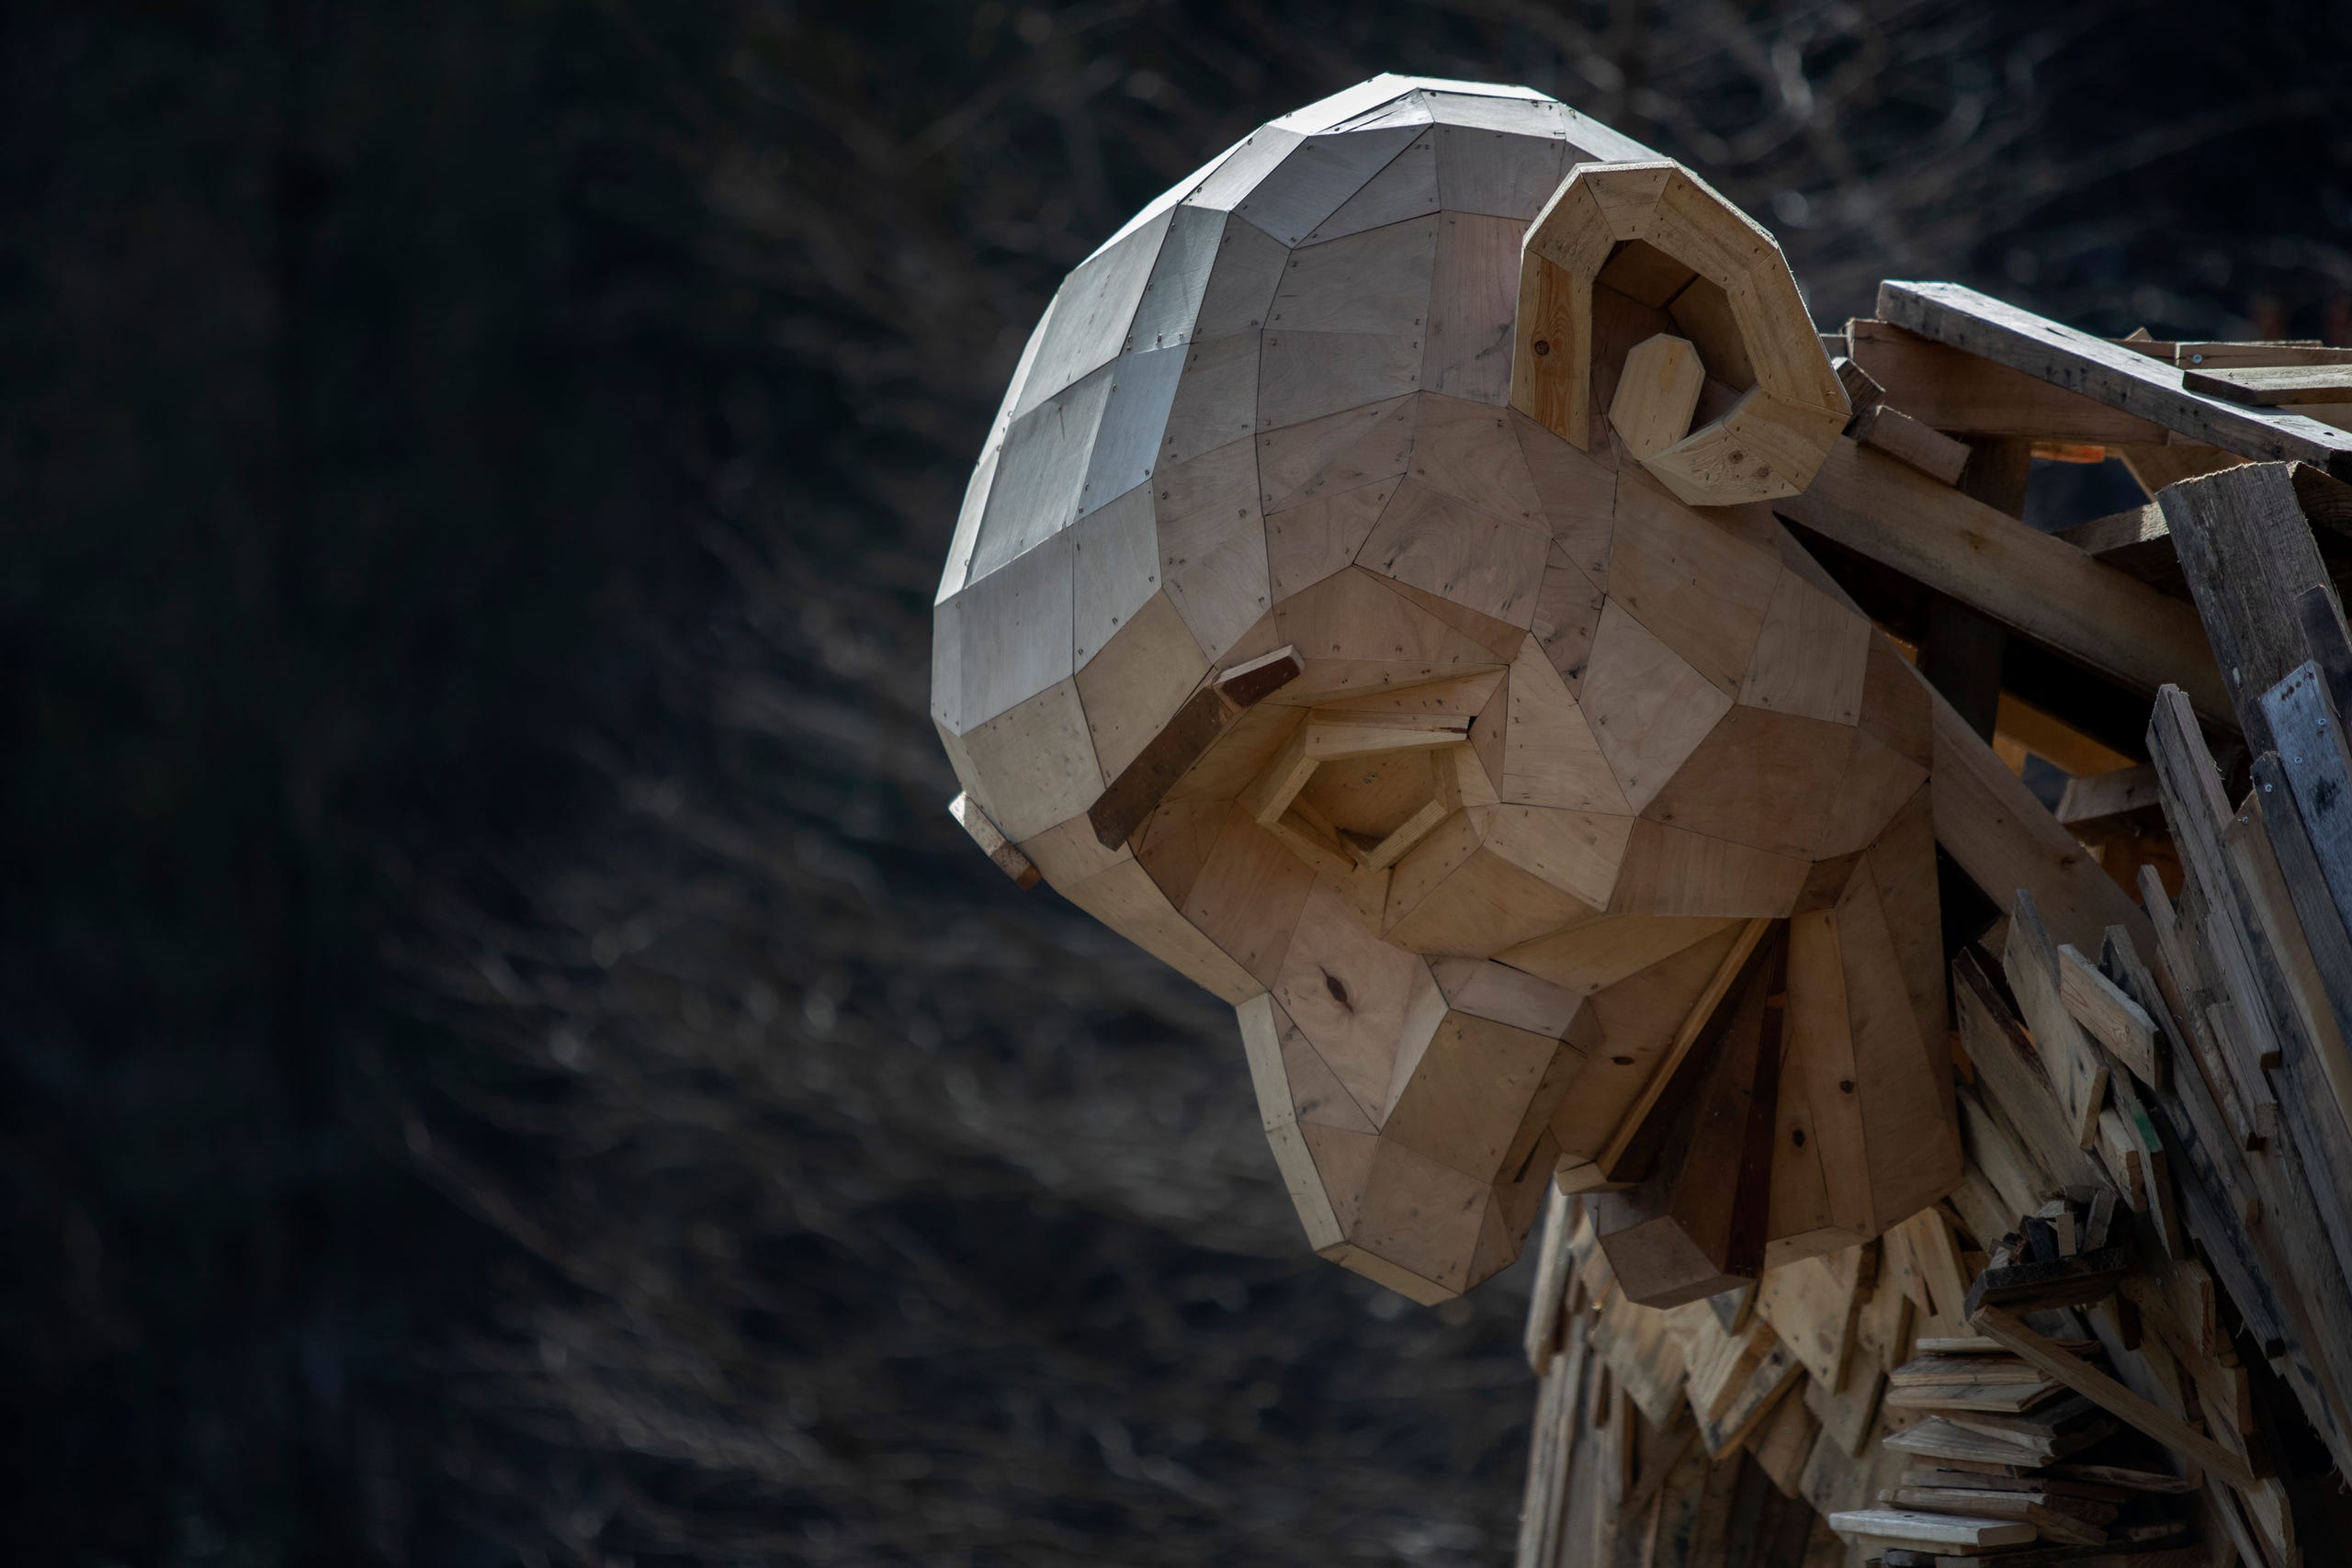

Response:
(934, 76), (1959, 1304)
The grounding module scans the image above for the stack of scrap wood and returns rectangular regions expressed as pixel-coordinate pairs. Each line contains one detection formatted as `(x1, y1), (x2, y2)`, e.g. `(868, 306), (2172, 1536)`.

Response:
(1517, 278), (2352, 1568)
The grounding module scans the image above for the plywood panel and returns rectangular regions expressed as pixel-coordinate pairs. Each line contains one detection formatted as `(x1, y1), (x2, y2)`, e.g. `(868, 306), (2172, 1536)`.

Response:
(1181, 805), (1319, 983)
(935, 527), (1076, 735)
(1014, 208), (1175, 417)
(1159, 331), (1261, 467)
(1432, 120), (1567, 219)
(1273, 877), (1435, 1117)
(1192, 215), (1289, 337)
(1272, 216), (1439, 334)
(1608, 821), (1809, 918)
(1514, 408), (1618, 589)
(1356, 478), (1547, 627)
(1532, 556), (1605, 694)
(1607, 473), (1781, 694)
(1126, 202), (1223, 350)
(1737, 568), (1871, 726)
(1074, 590), (1208, 781)
(1495, 636), (1630, 812)
(1080, 346), (1187, 515)
(972, 362), (1115, 579)
(1301, 135), (1438, 244)
(1637, 705), (1856, 862)
(1580, 601), (1733, 813)
(1497, 914), (1736, 997)
(1555, 923), (1746, 1159)
(1256, 393), (1416, 511)
(1408, 393), (1546, 525)
(1259, 330), (1426, 430)
(1424, 212), (1525, 404)
(1058, 851), (1260, 1005)
(1234, 125), (1426, 245)
(1266, 478), (1401, 601)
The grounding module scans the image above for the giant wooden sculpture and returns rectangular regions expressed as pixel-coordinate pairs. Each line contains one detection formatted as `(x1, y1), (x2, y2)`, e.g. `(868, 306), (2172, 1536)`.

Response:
(935, 76), (1958, 1307)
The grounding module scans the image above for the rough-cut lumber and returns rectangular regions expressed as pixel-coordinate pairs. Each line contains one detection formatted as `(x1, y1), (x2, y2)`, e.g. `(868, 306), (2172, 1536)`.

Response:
(1858, 404), (1971, 485)
(2183, 363), (2352, 407)
(2055, 943), (2159, 1089)
(2055, 765), (2160, 829)
(2157, 464), (2340, 753)
(1777, 439), (2233, 726)
(1969, 1308), (2256, 1488)
(1878, 281), (2352, 478)
(2001, 892), (2110, 1152)
(1828, 1508), (2035, 1549)
(1845, 320), (2169, 445)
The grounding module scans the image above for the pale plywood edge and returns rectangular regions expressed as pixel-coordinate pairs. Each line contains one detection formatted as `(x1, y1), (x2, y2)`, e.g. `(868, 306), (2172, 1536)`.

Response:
(949, 791), (1042, 888)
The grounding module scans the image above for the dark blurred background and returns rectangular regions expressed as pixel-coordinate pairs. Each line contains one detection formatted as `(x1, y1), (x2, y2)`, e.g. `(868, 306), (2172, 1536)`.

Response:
(4, 3), (2347, 1563)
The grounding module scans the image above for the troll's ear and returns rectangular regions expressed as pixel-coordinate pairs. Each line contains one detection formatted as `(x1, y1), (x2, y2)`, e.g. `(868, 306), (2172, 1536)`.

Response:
(1511, 160), (1849, 506)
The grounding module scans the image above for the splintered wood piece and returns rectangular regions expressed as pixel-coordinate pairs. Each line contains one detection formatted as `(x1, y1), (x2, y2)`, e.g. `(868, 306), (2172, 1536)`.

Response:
(1878, 281), (2352, 477)
(1857, 404), (1970, 485)
(1891, 1353), (2042, 1386)
(1608, 333), (1703, 459)
(2054, 942), (2159, 1089)
(1883, 1381), (2062, 1415)
(1883, 1417), (2049, 1468)
(2000, 891), (2109, 1151)
(1968, 1307), (2256, 1488)
(2182, 363), (2352, 406)
(1827, 1508), (2035, 1550)
(949, 792), (1043, 887)
(1879, 1488), (2111, 1545)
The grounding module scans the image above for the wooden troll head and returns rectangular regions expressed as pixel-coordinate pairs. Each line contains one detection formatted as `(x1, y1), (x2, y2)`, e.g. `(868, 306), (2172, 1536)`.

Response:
(934, 76), (1961, 1306)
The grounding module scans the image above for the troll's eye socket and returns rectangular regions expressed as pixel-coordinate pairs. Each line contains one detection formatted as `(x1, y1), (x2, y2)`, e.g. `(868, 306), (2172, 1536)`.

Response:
(1241, 709), (1475, 877)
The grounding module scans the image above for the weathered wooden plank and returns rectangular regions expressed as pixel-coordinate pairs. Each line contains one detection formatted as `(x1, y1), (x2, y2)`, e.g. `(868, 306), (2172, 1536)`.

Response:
(2146, 690), (2288, 1122)
(2258, 660), (2352, 943)
(2157, 463), (2337, 753)
(1777, 439), (2233, 726)
(2001, 892), (2111, 1152)
(1879, 282), (2352, 477)
(1846, 320), (2170, 444)
(2183, 363), (2352, 407)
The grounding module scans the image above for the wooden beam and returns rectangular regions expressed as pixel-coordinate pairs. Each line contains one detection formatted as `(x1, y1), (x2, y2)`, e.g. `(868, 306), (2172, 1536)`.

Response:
(1878, 281), (2352, 478)
(1846, 320), (2168, 445)
(1969, 1307), (2256, 1488)
(1777, 439), (2233, 727)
